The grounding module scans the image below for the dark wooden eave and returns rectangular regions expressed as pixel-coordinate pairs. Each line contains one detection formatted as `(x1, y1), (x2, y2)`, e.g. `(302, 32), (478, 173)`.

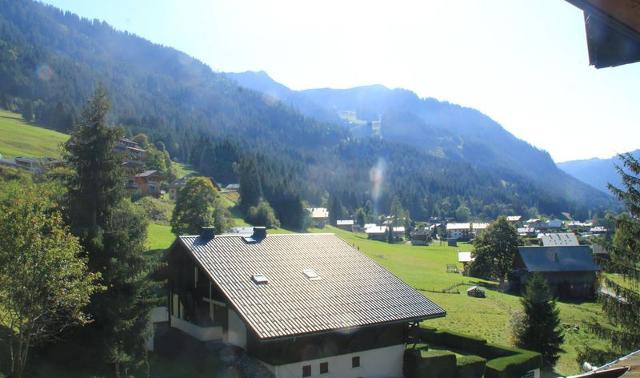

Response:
(565, 0), (640, 68)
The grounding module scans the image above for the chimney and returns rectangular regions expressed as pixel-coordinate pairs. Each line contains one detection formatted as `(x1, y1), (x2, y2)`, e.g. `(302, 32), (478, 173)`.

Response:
(252, 227), (267, 240)
(200, 226), (216, 240)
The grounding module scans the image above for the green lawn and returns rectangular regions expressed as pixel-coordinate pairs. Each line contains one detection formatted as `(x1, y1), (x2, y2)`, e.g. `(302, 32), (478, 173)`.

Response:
(173, 162), (195, 179)
(314, 226), (608, 376)
(0, 110), (69, 158)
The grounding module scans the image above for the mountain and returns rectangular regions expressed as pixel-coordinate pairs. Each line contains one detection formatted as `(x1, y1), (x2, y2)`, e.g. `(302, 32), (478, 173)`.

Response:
(558, 150), (640, 195)
(0, 0), (615, 222)
(227, 71), (613, 212)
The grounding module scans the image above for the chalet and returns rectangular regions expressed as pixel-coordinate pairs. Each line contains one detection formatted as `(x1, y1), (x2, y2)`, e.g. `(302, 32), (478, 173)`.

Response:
(590, 226), (609, 235)
(306, 207), (329, 228)
(512, 246), (600, 298)
(471, 222), (490, 237)
(446, 223), (471, 241)
(525, 218), (546, 230)
(365, 226), (404, 241)
(517, 227), (537, 237)
(223, 183), (240, 192)
(543, 219), (564, 230)
(336, 219), (355, 231)
(166, 228), (445, 378)
(458, 252), (474, 274)
(409, 227), (431, 246)
(538, 232), (579, 247)
(506, 215), (522, 224)
(114, 138), (146, 170)
(132, 170), (164, 197)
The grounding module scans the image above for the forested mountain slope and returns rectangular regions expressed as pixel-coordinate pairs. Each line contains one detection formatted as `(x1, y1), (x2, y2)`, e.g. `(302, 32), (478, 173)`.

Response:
(0, 0), (613, 221)
(228, 71), (613, 213)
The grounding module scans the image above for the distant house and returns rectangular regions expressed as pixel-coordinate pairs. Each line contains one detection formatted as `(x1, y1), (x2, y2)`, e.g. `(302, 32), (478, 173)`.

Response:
(458, 252), (474, 274)
(165, 228), (445, 378)
(335, 219), (354, 231)
(446, 223), (471, 241)
(538, 232), (579, 247)
(544, 219), (564, 230)
(114, 138), (146, 170)
(365, 226), (404, 241)
(506, 215), (522, 224)
(133, 170), (164, 196)
(306, 207), (329, 228)
(471, 223), (490, 237)
(525, 218), (546, 230)
(11, 156), (64, 173)
(590, 226), (609, 235)
(223, 183), (240, 192)
(410, 227), (431, 246)
(517, 227), (537, 237)
(513, 246), (600, 298)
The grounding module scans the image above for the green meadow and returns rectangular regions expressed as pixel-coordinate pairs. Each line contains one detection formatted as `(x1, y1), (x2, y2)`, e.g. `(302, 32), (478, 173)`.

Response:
(0, 110), (69, 158)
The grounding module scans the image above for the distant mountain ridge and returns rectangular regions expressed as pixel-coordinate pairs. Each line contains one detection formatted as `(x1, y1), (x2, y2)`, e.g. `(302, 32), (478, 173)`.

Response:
(227, 71), (611, 210)
(558, 150), (640, 195)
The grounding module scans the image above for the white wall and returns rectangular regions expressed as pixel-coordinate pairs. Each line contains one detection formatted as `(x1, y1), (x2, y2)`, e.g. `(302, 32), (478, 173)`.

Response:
(265, 344), (404, 378)
(227, 308), (247, 349)
(170, 315), (223, 341)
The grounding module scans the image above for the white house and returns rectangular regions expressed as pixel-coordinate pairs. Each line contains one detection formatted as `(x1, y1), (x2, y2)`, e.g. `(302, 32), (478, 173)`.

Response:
(446, 223), (471, 240)
(166, 227), (445, 378)
(306, 207), (329, 227)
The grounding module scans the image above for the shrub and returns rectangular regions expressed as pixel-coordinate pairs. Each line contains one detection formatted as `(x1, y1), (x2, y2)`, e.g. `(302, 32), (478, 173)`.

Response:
(247, 200), (280, 228)
(484, 348), (541, 378)
(404, 348), (457, 378)
(135, 196), (173, 224)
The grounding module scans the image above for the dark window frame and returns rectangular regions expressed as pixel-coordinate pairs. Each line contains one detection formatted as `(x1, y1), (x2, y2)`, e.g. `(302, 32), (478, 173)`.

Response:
(320, 361), (329, 374)
(302, 365), (311, 377)
(352, 356), (360, 368)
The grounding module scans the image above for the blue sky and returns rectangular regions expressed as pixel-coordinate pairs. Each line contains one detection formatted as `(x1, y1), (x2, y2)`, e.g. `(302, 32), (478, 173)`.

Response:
(42, 0), (640, 162)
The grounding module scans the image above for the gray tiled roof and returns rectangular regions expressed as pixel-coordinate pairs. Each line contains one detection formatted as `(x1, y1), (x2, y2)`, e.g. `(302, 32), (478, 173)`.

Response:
(178, 233), (445, 340)
(518, 246), (600, 273)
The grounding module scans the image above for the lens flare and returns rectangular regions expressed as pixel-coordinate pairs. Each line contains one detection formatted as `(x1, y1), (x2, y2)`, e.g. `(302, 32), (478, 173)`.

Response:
(36, 64), (54, 81)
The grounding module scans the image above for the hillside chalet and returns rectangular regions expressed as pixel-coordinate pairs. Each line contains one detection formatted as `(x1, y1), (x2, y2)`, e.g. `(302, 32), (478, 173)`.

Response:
(132, 170), (164, 196)
(166, 228), (445, 378)
(365, 226), (405, 241)
(335, 219), (355, 231)
(306, 207), (329, 227)
(512, 246), (600, 298)
(446, 223), (471, 241)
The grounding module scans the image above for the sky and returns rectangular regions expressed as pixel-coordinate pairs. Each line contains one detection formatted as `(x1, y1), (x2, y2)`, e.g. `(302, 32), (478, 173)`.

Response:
(42, 0), (640, 162)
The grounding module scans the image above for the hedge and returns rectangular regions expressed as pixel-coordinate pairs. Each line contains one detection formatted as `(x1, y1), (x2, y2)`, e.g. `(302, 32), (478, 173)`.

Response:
(410, 327), (542, 378)
(404, 348), (458, 378)
(457, 355), (487, 378)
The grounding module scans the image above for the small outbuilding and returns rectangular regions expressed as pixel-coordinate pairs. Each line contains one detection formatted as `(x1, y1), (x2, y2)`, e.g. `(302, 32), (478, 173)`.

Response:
(466, 286), (485, 298)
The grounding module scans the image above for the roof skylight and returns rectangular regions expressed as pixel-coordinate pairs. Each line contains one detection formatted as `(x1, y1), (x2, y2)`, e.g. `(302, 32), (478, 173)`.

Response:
(303, 268), (321, 280)
(251, 274), (269, 285)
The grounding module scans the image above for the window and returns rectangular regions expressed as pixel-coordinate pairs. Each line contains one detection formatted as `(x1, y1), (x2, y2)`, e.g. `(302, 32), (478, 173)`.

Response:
(251, 274), (269, 285)
(303, 268), (321, 280)
(302, 365), (311, 377)
(352, 356), (360, 368)
(320, 362), (328, 374)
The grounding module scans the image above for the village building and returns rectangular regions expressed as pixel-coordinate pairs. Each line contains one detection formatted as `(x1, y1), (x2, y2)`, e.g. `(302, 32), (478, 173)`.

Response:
(114, 138), (146, 170)
(538, 232), (580, 247)
(525, 218), (546, 230)
(409, 227), (431, 246)
(223, 183), (240, 192)
(471, 222), (490, 237)
(589, 226), (608, 235)
(131, 170), (164, 197)
(446, 223), (471, 241)
(365, 226), (404, 241)
(335, 219), (355, 231)
(506, 215), (522, 224)
(517, 227), (537, 237)
(306, 207), (329, 228)
(512, 246), (600, 298)
(542, 219), (564, 230)
(165, 228), (445, 378)
(458, 252), (474, 275)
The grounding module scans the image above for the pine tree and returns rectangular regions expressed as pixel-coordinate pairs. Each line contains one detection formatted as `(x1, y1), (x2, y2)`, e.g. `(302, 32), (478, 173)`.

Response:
(238, 156), (262, 211)
(514, 273), (564, 368)
(579, 153), (640, 364)
(65, 86), (156, 375)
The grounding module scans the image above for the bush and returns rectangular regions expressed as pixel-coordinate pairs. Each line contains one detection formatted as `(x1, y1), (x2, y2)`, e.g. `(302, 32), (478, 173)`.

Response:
(247, 200), (280, 228)
(484, 348), (541, 378)
(135, 196), (174, 224)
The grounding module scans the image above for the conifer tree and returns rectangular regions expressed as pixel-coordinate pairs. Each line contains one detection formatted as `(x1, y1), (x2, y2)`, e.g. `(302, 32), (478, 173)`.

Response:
(514, 273), (564, 368)
(579, 153), (640, 364)
(238, 156), (262, 211)
(65, 85), (155, 376)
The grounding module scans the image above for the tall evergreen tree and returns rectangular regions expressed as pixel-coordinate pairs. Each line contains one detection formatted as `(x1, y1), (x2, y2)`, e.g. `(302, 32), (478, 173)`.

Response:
(238, 156), (262, 211)
(579, 153), (640, 364)
(65, 86), (155, 376)
(513, 273), (564, 368)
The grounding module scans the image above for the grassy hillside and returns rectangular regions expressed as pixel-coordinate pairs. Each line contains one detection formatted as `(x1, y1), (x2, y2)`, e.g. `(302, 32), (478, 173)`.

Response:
(0, 110), (69, 158)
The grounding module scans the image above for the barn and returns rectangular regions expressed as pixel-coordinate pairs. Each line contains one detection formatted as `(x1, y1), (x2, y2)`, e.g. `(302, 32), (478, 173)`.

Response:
(512, 246), (600, 299)
(166, 227), (445, 378)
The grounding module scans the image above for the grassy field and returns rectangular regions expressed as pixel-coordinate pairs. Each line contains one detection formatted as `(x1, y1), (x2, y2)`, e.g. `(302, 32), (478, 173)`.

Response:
(0, 110), (69, 158)
(312, 226), (608, 376)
